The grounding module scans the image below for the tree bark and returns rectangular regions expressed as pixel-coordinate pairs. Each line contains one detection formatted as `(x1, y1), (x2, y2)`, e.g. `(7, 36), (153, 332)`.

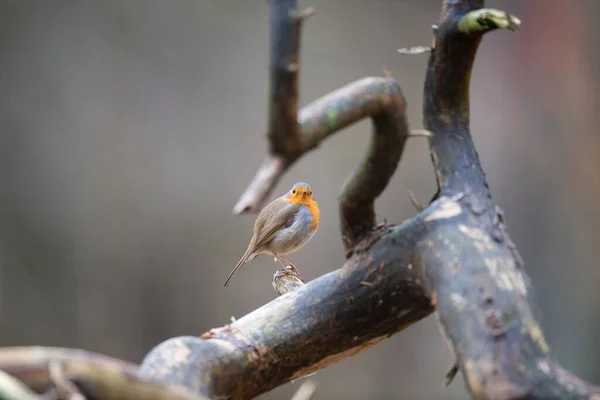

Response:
(0, 1), (598, 399)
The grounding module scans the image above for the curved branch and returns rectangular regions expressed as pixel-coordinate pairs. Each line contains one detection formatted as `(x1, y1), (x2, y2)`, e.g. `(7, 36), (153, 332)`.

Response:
(233, 0), (411, 253)
(0, 347), (204, 400)
(235, 76), (410, 252)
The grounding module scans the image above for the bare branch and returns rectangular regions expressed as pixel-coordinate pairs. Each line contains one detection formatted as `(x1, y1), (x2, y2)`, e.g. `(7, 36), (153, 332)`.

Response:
(408, 190), (424, 211)
(233, 0), (413, 254)
(233, 0), (306, 214)
(234, 74), (411, 254)
(140, 225), (433, 398)
(419, 1), (600, 398)
(265, 0), (305, 156)
(0, 347), (204, 400)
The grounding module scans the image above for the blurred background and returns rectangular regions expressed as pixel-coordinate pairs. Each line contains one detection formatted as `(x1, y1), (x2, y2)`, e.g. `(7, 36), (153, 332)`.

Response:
(1, 0), (599, 398)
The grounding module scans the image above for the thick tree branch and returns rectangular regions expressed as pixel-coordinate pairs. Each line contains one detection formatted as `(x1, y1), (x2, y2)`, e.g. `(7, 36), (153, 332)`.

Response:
(0, 347), (204, 400)
(140, 222), (432, 399)
(417, 1), (600, 398)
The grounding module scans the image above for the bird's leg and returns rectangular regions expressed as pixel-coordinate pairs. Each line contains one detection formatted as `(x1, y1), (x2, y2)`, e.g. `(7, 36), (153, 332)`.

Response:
(273, 253), (299, 274)
(272, 253), (288, 268)
(277, 254), (295, 268)
(273, 255), (287, 268)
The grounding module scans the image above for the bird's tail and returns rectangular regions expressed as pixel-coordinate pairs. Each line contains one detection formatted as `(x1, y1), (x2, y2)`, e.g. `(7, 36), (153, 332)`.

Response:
(224, 248), (254, 287)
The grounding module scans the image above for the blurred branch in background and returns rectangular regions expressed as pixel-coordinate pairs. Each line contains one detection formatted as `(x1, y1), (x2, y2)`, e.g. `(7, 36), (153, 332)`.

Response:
(0, 347), (203, 400)
(0, 0), (599, 400)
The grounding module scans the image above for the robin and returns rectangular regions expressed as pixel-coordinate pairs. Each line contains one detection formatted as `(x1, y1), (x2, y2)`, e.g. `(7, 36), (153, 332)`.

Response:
(224, 182), (320, 287)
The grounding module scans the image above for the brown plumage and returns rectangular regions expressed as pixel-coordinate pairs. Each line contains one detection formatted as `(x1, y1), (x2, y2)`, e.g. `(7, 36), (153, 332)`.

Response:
(224, 182), (319, 287)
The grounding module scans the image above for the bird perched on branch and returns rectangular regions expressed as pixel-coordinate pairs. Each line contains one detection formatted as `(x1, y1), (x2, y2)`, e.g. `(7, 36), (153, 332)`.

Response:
(224, 182), (319, 287)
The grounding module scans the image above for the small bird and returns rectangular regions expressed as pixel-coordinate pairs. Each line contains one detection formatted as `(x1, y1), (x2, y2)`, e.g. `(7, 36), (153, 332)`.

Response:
(224, 182), (320, 287)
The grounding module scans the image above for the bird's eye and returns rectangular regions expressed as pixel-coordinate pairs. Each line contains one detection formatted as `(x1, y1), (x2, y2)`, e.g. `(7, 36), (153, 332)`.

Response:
(309, 191), (312, 196)
(292, 189), (296, 194)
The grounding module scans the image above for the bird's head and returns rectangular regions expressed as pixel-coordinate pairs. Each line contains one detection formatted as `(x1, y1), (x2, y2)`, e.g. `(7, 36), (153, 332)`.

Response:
(285, 182), (314, 203)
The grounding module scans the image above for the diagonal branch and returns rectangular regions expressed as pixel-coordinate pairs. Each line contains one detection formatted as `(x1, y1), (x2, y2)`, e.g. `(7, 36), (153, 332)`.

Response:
(140, 221), (432, 399)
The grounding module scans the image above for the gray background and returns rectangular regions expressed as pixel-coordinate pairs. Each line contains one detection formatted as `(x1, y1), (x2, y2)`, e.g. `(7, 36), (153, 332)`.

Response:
(1, 0), (599, 399)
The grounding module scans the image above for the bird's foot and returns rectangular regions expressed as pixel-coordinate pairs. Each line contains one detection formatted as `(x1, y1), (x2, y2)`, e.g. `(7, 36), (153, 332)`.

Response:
(284, 264), (300, 275)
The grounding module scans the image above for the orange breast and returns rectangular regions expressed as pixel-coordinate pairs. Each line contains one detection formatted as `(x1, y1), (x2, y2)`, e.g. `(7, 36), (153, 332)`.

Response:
(305, 200), (320, 231)
(285, 194), (320, 232)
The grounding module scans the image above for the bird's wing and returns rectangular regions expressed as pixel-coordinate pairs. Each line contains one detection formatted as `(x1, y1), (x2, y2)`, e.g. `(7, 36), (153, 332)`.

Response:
(223, 200), (298, 287)
(252, 199), (301, 251)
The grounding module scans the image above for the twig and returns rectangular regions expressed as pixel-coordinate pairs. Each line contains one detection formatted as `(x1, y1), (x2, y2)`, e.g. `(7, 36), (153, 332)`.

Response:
(381, 66), (393, 77)
(409, 129), (432, 138)
(397, 46), (431, 55)
(408, 190), (424, 211)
